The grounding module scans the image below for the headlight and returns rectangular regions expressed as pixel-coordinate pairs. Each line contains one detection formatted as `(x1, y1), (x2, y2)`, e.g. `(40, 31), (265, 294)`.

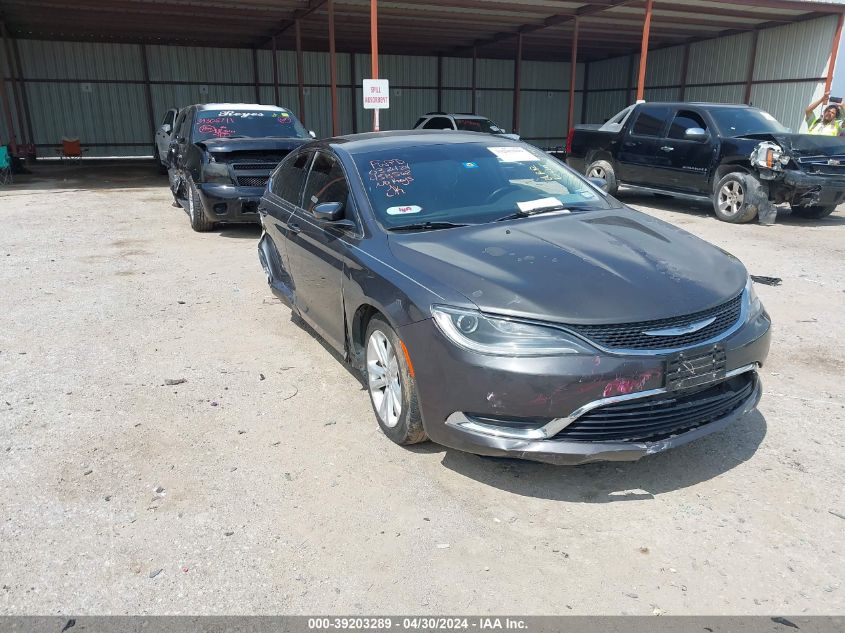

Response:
(202, 162), (232, 184)
(746, 276), (764, 320)
(751, 141), (789, 170)
(431, 305), (593, 356)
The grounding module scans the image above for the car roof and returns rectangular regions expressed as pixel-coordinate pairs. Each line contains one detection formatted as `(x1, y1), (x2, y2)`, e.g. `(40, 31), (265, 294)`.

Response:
(194, 103), (291, 111)
(321, 129), (521, 153)
(422, 112), (490, 119)
(635, 102), (753, 109)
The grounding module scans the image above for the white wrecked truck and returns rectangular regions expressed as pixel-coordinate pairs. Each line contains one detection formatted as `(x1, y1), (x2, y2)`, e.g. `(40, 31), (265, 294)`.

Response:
(565, 102), (845, 224)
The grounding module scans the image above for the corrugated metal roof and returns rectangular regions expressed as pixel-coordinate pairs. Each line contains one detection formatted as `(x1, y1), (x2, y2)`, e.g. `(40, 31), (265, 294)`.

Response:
(2, 0), (842, 62)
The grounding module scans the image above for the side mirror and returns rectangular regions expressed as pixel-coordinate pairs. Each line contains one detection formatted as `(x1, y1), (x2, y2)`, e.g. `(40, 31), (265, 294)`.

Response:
(161, 123), (172, 133)
(176, 136), (186, 144)
(309, 130), (317, 139)
(313, 201), (344, 222)
(588, 177), (609, 193)
(684, 127), (708, 142)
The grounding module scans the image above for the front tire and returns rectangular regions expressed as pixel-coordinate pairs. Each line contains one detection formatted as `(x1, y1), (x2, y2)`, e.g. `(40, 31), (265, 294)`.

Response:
(713, 172), (767, 224)
(187, 176), (215, 232)
(364, 316), (427, 446)
(586, 159), (618, 195)
(790, 204), (836, 219)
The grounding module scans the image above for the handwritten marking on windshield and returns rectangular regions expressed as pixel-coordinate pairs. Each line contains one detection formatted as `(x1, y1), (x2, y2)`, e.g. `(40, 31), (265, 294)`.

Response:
(368, 159), (414, 197)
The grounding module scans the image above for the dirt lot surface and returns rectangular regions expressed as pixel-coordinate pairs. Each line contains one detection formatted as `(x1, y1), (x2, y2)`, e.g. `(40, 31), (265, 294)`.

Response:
(1, 163), (844, 615)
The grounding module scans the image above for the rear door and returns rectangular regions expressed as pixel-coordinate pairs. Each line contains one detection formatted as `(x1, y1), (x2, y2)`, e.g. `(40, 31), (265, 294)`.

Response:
(285, 150), (356, 352)
(651, 108), (715, 193)
(261, 150), (314, 298)
(616, 105), (673, 185)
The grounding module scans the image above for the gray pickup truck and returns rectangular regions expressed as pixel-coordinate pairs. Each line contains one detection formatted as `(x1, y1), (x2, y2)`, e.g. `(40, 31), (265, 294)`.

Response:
(565, 102), (845, 224)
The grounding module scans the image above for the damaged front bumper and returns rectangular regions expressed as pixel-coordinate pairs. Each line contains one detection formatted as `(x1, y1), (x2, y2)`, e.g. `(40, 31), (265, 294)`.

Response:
(399, 307), (771, 465)
(197, 183), (264, 224)
(779, 169), (845, 207)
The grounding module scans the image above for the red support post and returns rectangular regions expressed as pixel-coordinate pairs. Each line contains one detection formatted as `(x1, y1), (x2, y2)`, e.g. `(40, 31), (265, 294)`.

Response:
(1, 23), (26, 146)
(272, 35), (280, 105)
(567, 17), (579, 133)
(744, 29), (759, 105)
(513, 32), (522, 134)
(679, 42), (690, 101)
(371, 0), (379, 131)
(471, 45), (477, 114)
(252, 48), (260, 103)
(295, 19), (305, 124)
(825, 12), (845, 95)
(328, 0), (339, 135)
(636, 0), (653, 102)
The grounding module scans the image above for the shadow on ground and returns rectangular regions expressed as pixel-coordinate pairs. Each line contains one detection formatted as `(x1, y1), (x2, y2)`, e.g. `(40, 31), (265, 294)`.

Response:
(426, 410), (767, 502)
(3, 160), (165, 192)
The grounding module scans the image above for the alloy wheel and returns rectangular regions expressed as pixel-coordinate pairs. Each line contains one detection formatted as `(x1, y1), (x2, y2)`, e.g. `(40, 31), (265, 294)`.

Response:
(588, 165), (606, 179)
(366, 330), (402, 428)
(718, 180), (744, 217)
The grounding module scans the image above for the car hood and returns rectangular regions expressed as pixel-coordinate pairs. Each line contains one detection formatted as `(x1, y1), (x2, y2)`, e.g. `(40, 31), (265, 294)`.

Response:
(197, 137), (309, 153)
(737, 132), (845, 156)
(387, 209), (747, 325)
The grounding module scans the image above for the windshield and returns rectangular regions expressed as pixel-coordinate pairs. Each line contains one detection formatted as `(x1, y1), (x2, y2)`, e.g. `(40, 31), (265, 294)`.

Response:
(351, 142), (614, 229)
(454, 118), (503, 134)
(709, 107), (788, 137)
(192, 109), (310, 141)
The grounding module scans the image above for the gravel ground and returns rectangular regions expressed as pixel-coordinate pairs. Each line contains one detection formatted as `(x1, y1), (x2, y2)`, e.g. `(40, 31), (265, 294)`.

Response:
(1, 163), (844, 615)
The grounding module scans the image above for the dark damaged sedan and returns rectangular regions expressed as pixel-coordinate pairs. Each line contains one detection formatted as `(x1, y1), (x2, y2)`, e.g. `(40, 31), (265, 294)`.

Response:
(257, 131), (771, 465)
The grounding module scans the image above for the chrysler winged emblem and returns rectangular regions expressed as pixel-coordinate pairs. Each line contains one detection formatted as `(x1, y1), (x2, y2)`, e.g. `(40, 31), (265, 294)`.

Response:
(828, 159), (841, 166)
(642, 316), (716, 337)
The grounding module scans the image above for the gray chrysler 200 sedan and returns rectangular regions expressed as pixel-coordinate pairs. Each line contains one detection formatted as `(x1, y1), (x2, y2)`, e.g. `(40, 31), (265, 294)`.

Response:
(257, 131), (771, 465)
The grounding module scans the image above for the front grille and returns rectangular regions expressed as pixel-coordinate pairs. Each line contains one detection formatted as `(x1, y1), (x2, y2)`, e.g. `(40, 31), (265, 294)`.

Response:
(565, 293), (742, 351)
(233, 162), (278, 171)
(237, 176), (269, 187)
(553, 373), (755, 443)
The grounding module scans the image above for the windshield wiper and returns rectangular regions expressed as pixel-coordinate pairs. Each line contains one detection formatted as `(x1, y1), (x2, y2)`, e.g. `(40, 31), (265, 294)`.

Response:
(494, 204), (576, 222)
(389, 221), (470, 232)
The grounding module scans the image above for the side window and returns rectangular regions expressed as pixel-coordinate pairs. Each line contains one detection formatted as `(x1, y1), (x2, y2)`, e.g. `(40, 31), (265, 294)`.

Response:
(423, 117), (454, 130)
(172, 111), (186, 138)
(178, 109), (193, 140)
(162, 110), (175, 127)
(667, 110), (708, 140)
(272, 151), (312, 205)
(631, 106), (672, 137)
(302, 152), (350, 215)
(413, 117), (426, 128)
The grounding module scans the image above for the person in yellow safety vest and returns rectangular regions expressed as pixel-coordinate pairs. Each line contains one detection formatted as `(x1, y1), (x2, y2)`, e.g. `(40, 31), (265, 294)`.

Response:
(805, 92), (845, 135)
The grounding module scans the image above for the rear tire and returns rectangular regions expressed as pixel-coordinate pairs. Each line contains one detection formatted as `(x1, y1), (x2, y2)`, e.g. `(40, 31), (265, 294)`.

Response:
(713, 172), (767, 224)
(364, 316), (427, 446)
(586, 159), (618, 195)
(187, 176), (215, 232)
(790, 204), (836, 219)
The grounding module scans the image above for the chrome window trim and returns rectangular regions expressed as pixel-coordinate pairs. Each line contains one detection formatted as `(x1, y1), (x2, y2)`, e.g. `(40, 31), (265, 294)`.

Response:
(445, 363), (759, 441)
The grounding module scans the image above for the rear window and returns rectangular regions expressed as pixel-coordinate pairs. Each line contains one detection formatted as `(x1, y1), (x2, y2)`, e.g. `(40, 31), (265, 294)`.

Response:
(631, 107), (672, 137)
(454, 118), (502, 134)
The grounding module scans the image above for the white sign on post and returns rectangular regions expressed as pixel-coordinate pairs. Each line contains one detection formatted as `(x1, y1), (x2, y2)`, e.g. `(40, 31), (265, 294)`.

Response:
(363, 79), (390, 110)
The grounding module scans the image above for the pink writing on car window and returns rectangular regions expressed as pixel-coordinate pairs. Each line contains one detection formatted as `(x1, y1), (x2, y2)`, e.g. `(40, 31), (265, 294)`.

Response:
(368, 159), (414, 197)
(198, 124), (235, 137)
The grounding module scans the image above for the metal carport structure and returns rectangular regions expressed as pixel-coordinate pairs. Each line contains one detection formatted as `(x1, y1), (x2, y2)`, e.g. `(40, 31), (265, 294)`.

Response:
(1, 0), (843, 156)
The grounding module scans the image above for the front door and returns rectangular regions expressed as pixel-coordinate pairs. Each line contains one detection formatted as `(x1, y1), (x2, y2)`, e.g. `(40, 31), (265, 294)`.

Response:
(650, 109), (715, 194)
(285, 151), (354, 352)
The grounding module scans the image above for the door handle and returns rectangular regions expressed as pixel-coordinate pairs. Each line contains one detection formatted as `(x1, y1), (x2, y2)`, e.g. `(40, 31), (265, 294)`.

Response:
(289, 222), (302, 234)
(660, 146), (674, 152)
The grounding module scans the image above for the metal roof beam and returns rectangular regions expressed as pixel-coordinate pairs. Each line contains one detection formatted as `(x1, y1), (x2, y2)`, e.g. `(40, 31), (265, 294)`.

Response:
(255, 0), (328, 48)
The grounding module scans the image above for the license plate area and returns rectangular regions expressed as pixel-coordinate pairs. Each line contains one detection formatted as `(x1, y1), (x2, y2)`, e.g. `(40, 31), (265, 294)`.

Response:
(666, 345), (726, 391)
